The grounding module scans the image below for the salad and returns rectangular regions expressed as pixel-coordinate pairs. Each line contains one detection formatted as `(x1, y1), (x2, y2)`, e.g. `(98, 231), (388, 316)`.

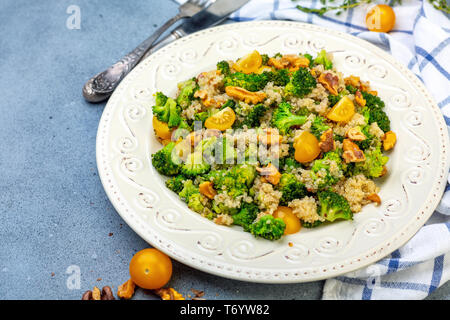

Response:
(150, 50), (396, 241)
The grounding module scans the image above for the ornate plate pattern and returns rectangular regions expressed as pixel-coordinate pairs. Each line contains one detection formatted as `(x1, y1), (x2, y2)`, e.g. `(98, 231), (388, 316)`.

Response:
(96, 21), (449, 283)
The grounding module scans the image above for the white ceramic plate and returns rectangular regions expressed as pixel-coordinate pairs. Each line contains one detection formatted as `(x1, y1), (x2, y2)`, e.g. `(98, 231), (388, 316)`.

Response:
(96, 21), (449, 283)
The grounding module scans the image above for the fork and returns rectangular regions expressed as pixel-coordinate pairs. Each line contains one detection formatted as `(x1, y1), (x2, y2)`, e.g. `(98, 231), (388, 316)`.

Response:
(83, 0), (213, 103)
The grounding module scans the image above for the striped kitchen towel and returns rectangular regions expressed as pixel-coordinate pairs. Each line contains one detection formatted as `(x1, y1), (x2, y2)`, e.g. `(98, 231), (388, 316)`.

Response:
(174, 0), (450, 299)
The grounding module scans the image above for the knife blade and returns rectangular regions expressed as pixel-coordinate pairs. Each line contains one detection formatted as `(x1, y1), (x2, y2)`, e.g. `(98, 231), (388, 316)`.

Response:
(144, 0), (249, 57)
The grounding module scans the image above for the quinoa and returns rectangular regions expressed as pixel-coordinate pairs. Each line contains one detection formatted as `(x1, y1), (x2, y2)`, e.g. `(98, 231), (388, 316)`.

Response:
(288, 197), (324, 224)
(333, 174), (380, 212)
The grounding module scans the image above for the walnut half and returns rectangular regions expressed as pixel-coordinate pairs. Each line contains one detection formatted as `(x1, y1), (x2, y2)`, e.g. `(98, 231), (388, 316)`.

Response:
(225, 86), (266, 104)
(342, 139), (365, 163)
(319, 129), (335, 153)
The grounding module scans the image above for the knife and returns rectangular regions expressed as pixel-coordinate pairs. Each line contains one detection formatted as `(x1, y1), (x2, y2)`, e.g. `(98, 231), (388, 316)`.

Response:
(83, 0), (249, 103)
(144, 0), (250, 57)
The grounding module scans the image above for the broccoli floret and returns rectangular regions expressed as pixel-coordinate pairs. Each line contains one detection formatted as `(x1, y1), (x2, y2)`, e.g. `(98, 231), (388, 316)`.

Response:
(212, 200), (239, 215)
(165, 175), (186, 193)
(241, 104), (267, 128)
(334, 134), (345, 143)
(263, 69), (290, 86)
(284, 67), (317, 98)
(152, 96), (181, 128)
(346, 85), (357, 94)
(217, 60), (230, 75)
(154, 92), (168, 106)
(206, 165), (255, 199)
(314, 49), (333, 70)
(353, 147), (388, 178)
(355, 125), (375, 150)
(178, 179), (199, 201)
(194, 111), (210, 124)
(220, 99), (236, 110)
(310, 151), (344, 189)
(278, 173), (307, 205)
(369, 109), (390, 133)
(232, 202), (259, 231)
(271, 102), (308, 134)
(317, 190), (353, 222)
(328, 89), (349, 107)
(261, 54), (270, 65)
(176, 78), (198, 109)
(280, 157), (301, 172)
(302, 220), (323, 228)
(187, 193), (205, 213)
(250, 215), (286, 240)
(232, 164), (257, 188)
(310, 116), (330, 139)
(223, 72), (269, 92)
(181, 152), (211, 177)
(362, 91), (385, 110)
(151, 142), (180, 176)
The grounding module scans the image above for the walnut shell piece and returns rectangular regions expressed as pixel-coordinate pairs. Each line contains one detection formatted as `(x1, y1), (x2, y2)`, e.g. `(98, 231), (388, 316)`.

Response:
(225, 86), (266, 104)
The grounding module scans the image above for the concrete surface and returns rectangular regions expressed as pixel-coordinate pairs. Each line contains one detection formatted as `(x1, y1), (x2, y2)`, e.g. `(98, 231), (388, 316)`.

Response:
(0, 0), (448, 300)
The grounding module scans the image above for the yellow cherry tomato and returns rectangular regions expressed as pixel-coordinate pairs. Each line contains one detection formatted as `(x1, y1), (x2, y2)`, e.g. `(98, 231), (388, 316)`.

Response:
(233, 50), (262, 74)
(294, 131), (321, 163)
(129, 248), (172, 290)
(273, 206), (301, 235)
(366, 4), (396, 33)
(204, 107), (236, 131)
(326, 96), (355, 123)
(152, 116), (172, 140)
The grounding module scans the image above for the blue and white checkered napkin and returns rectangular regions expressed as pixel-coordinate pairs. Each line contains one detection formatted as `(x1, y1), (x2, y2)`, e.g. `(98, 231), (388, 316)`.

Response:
(174, 0), (450, 299)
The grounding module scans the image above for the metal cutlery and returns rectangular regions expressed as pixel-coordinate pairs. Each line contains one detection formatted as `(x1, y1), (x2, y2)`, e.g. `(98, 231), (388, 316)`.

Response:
(83, 0), (214, 103)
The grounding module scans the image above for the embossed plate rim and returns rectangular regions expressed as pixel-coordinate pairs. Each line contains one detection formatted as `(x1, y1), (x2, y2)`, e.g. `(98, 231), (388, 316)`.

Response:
(96, 21), (450, 283)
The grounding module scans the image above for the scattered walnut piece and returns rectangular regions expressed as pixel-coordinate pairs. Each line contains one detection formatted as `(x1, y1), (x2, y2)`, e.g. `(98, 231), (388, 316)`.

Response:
(225, 86), (266, 104)
(319, 129), (335, 153)
(191, 289), (205, 298)
(199, 181), (217, 200)
(117, 279), (136, 300)
(318, 72), (339, 95)
(342, 139), (365, 163)
(153, 288), (185, 300)
(354, 91), (366, 106)
(346, 127), (366, 141)
(367, 193), (381, 206)
(82, 286), (115, 300)
(256, 163), (281, 185)
(382, 131), (396, 151)
(92, 287), (101, 300)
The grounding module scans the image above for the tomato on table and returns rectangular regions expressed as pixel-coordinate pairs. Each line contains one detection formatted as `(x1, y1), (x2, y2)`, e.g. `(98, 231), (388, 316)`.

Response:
(366, 4), (396, 33)
(129, 248), (172, 290)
